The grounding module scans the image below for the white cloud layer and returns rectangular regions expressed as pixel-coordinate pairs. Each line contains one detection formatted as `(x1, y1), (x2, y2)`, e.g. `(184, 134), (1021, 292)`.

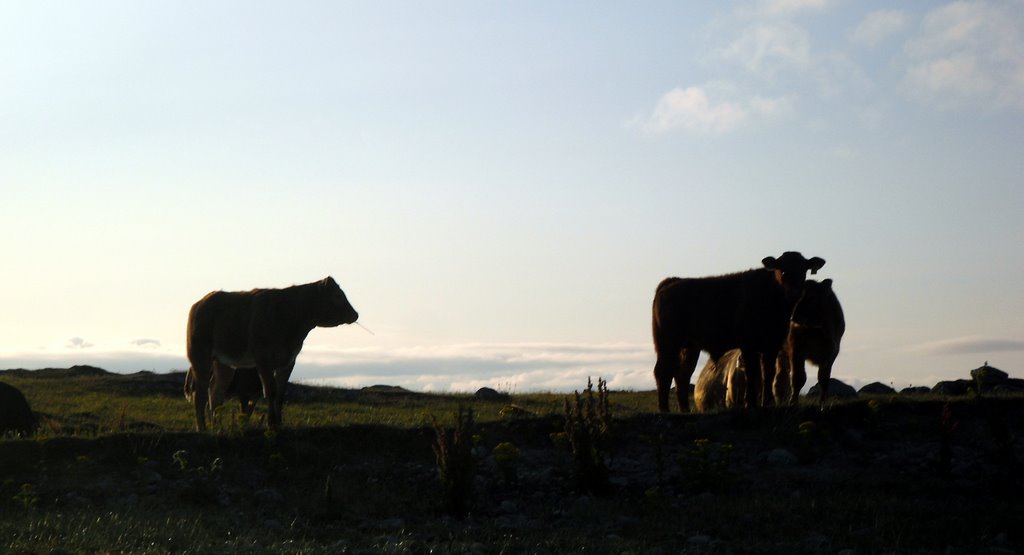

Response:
(903, 1), (1024, 111)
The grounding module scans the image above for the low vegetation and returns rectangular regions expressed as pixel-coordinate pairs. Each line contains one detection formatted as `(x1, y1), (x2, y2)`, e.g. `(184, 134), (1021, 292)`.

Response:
(1, 367), (1023, 553)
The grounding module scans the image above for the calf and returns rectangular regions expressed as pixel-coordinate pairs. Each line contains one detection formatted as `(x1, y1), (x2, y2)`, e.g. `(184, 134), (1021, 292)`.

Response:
(652, 252), (825, 412)
(186, 276), (358, 431)
(693, 349), (746, 413)
(776, 278), (845, 405)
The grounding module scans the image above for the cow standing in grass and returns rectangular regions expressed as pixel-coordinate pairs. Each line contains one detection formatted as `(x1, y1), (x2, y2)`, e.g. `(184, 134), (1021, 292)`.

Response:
(775, 278), (845, 406)
(652, 252), (825, 412)
(186, 277), (359, 431)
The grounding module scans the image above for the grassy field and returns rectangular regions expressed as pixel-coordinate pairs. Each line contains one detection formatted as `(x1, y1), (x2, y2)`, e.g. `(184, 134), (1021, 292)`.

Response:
(1, 367), (1023, 554)
(0, 368), (659, 433)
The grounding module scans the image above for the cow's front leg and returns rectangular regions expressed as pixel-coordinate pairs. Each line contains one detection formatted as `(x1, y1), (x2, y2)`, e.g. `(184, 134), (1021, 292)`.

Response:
(675, 348), (701, 412)
(256, 366), (280, 430)
(741, 350), (762, 408)
(270, 364), (295, 428)
(760, 352), (777, 407)
(653, 343), (682, 413)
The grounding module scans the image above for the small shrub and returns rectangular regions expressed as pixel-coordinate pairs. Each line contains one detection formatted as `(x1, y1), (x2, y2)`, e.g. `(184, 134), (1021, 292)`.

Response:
(492, 442), (521, 485)
(677, 438), (734, 493)
(432, 406), (476, 518)
(12, 483), (38, 510)
(563, 377), (611, 495)
(796, 420), (828, 463)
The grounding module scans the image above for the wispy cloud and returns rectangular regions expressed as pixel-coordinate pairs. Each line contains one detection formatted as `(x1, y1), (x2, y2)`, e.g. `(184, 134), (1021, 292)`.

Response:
(907, 336), (1024, 356)
(66, 337), (94, 349)
(903, 1), (1024, 111)
(850, 10), (909, 47)
(635, 83), (791, 135)
(721, 22), (812, 75)
(738, 0), (831, 18)
(130, 338), (162, 349)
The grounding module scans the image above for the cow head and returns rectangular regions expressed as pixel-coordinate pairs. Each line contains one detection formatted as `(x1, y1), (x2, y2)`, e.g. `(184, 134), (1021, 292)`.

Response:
(315, 276), (359, 327)
(762, 251), (825, 299)
(790, 279), (833, 329)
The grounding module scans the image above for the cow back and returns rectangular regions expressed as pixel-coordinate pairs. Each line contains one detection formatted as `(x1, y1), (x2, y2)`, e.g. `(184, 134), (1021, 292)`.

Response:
(654, 269), (790, 355)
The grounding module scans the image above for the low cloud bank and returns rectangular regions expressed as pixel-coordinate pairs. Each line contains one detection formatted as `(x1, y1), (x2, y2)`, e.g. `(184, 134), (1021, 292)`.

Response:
(907, 336), (1024, 356)
(295, 342), (657, 392)
(0, 342), (660, 393)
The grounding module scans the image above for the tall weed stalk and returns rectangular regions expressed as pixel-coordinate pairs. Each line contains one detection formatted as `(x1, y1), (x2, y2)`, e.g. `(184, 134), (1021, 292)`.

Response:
(432, 406), (476, 518)
(563, 377), (611, 495)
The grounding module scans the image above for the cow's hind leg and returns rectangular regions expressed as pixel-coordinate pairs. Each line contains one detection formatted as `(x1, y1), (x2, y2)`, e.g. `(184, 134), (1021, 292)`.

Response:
(209, 361), (236, 427)
(653, 342), (683, 413)
(188, 358), (213, 432)
(674, 348), (701, 412)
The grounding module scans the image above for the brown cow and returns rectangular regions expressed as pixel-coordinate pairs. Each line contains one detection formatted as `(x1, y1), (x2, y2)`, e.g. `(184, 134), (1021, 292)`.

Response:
(652, 252), (825, 412)
(184, 364), (262, 417)
(186, 276), (358, 431)
(776, 278), (845, 405)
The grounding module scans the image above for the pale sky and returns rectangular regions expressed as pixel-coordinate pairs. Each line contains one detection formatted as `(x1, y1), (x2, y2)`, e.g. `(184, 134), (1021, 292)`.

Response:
(2, 1), (1022, 393)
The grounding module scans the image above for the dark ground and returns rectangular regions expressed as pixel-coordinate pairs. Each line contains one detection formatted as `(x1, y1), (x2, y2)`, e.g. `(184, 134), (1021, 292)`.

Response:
(1, 375), (1023, 554)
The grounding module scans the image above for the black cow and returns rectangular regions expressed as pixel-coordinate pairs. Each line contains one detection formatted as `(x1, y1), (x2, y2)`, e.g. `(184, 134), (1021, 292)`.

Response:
(652, 252), (825, 412)
(186, 277), (358, 431)
(776, 278), (845, 405)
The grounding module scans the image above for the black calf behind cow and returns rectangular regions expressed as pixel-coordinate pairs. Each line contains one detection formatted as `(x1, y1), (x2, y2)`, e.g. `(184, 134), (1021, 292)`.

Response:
(776, 278), (846, 405)
(652, 252), (825, 412)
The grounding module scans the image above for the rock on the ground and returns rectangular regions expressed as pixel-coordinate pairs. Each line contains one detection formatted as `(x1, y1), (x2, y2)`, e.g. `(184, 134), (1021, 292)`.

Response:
(0, 381), (36, 435)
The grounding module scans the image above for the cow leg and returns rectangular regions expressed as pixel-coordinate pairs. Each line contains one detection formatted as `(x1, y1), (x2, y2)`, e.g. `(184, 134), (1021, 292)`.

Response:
(270, 365), (294, 428)
(653, 342), (683, 413)
(817, 359), (834, 407)
(239, 396), (255, 416)
(774, 352), (792, 405)
(674, 348), (701, 412)
(209, 361), (235, 427)
(791, 349), (808, 406)
(760, 352), (778, 407)
(741, 350), (762, 408)
(188, 358), (213, 432)
(256, 366), (280, 430)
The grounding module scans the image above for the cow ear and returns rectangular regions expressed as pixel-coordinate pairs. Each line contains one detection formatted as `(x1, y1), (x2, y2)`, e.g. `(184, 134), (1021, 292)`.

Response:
(822, 278), (833, 288)
(808, 257), (825, 274)
(762, 256), (778, 269)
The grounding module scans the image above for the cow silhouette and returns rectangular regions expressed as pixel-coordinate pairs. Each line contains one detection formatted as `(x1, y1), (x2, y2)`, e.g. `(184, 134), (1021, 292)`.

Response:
(652, 252), (825, 412)
(775, 279), (845, 405)
(186, 277), (358, 431)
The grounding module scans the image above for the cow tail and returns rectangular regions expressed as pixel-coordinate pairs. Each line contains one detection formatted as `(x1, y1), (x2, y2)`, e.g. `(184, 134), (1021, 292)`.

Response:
(652, 278), (681, 355)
